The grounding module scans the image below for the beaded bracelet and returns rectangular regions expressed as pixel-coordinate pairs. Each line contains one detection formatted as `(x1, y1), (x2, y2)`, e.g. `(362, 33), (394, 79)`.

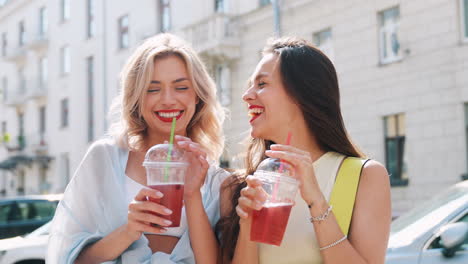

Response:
(319, 235), (347, 251)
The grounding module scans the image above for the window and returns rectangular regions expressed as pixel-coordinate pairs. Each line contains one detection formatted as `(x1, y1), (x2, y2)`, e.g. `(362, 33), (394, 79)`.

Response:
(159, 0), (171, 32)
(18, 68), (25, 94)
(39, 56), (47, 89)
(60, 0), (70, 22)
(29, 201), (57, 220)
(60, 153), (70, 187)
(384, 113), (407, 186)
(1, 32), (6, 57)
(378, 7), (401, 64)
(87, 56), (94, 142)
(86, 0), (95, 38)
(1, 121), (6, 144)
(39, 106), (46, 134)
(215, 0), (228, 13)
(118, 15), (129, 49)
(60, 98), (69, 128)
(313, 28), (334, 62)
(18, 112), (24, 150)
(260, 0), (271, 6)
(462, 0), (468, 40)
(17, 170), (25, 194)
(39, 7), (48, 36)
(60, 45), (70, 75)
(18, 20), (25, 46)
(1, 77), (6, 102)
(215, 64), (231, 106)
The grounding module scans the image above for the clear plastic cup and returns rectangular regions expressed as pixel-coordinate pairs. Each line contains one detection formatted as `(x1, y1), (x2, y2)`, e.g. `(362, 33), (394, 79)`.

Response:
(143, 144), (189, 227)
(250, 158), (299, 246)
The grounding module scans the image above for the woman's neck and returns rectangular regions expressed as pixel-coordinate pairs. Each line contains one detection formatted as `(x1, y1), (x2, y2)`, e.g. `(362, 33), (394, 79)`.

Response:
(274, 120), (326, 163)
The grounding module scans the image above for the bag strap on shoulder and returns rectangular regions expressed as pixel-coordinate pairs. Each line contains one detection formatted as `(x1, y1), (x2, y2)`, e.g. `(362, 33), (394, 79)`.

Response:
(329, 157), (369, 235)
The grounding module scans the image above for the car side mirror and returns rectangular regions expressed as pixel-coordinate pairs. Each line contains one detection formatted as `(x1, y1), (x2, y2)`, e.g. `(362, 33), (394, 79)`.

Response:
(439, 222), (468, 258)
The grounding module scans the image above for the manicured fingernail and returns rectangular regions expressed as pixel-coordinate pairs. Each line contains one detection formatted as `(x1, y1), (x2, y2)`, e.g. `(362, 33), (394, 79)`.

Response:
(160, 228), (167, 233)
(164, 208), (173, 215)
(163, 220), (172, 226)
(155, 191), (163, 198)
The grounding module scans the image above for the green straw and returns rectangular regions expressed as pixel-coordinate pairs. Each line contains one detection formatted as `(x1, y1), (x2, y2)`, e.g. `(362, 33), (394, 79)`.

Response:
(164, 117), (177, 181)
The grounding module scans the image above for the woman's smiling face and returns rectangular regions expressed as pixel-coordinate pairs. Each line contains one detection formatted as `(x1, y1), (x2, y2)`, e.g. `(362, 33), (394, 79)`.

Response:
(242, 53), (303, 142)
(142, 55), (198, 137)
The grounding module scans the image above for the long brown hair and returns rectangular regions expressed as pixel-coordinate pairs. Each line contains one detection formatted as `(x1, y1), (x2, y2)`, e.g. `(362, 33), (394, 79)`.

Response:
(215, 37), (364, 261)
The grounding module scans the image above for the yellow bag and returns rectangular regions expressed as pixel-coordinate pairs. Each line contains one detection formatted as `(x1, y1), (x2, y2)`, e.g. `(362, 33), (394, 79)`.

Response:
(329, 157), (369, 235)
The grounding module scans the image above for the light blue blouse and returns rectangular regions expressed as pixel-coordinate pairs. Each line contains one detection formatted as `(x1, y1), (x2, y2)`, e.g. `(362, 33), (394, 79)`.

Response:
(47, 138), (229, 264)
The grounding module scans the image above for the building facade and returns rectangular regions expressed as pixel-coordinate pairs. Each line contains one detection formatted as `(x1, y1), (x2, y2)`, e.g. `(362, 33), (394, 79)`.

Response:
(0, 0), (467, 214)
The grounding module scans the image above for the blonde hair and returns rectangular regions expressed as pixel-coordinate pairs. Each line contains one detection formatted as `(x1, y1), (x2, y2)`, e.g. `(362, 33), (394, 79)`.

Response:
(108, 33), (225, 161)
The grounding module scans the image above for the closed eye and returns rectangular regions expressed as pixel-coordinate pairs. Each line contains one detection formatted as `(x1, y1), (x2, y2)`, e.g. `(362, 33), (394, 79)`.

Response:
(175, 87), (189, 91)
(147, 88), (160, 93)
(258, 81), (267, 88)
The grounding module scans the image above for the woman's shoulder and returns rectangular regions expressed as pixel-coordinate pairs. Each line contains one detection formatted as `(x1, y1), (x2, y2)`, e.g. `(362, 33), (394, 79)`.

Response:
(361, 159), (389, 182)
(86, 137), (123, 155)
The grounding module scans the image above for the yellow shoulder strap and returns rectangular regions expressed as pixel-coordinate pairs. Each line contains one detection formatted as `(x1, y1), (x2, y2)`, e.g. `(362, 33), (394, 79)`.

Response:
(329, 157), (368, 235)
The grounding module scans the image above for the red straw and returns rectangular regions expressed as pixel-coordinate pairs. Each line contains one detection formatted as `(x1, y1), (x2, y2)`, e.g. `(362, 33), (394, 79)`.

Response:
(272, 131), (292, 202)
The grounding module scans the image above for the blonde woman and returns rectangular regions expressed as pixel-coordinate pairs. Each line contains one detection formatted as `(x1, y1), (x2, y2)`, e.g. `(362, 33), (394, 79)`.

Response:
(47, 34), (229, 264)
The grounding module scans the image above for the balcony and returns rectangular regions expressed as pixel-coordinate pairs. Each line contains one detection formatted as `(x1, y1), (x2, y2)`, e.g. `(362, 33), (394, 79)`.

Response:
(177, 14), (240, 60)
(28, 33), (49, 52)
(3, 134), (26, 153)
(27, 78), (47, 99)
(5, 45), (27, 63)
(4, 84), (28, 107)
(28, 133), (48, 153)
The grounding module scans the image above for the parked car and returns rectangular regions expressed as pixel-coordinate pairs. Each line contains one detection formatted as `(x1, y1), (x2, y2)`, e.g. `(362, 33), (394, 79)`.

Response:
(0, 194), (62, 239)
(0, 221), (50, 264)
(386, 180), (468, 264)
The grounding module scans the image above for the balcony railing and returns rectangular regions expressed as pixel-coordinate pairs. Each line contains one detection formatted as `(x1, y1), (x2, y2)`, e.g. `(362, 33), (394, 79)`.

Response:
(28, 33), (49, 51)
(28, 133), (48, 153)
(5, 45), (27, 62)
(27, 78), (47, 99)
(177, 14), (240, 60)
(4, 84), (28, 107)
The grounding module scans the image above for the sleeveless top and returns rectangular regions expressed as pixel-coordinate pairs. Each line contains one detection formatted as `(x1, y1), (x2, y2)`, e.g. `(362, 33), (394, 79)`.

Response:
(258, 151), (346, 264)
(125, 176), (187, 238)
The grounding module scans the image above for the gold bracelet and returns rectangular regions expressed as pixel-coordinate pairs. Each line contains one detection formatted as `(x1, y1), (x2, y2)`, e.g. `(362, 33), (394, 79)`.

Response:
(319, 235), (347, 251)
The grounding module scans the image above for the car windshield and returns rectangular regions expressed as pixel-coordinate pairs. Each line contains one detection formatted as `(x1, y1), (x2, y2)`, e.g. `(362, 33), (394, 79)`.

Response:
(391, 181), (468, 234)
(24, 221), (51, 238)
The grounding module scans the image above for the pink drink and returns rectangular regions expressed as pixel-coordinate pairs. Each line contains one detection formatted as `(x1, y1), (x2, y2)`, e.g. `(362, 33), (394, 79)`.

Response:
(250, 202), (293, 246)
(149, 183), (184, 227)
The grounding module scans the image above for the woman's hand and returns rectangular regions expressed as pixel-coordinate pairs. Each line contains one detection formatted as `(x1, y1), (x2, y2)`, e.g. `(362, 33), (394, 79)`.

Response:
(125, 188), (173, 241)
(175, 135), (209, 200)
(236, 176), (267, 224)
(265, 144), (326, 206)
